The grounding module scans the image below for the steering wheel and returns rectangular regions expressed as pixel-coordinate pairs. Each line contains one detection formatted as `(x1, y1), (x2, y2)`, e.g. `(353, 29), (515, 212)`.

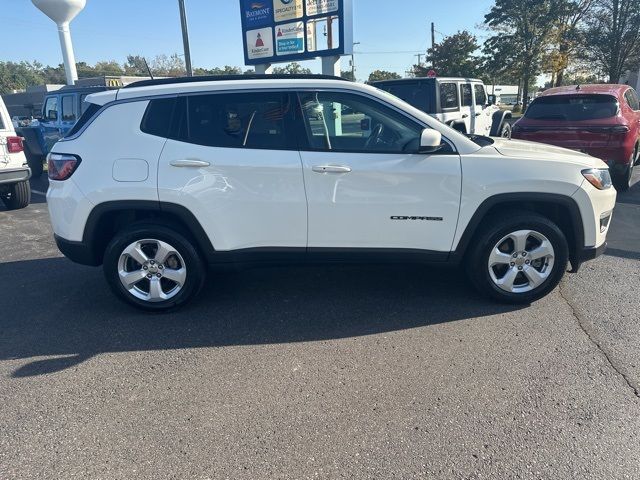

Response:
(365, 123), (385, 149)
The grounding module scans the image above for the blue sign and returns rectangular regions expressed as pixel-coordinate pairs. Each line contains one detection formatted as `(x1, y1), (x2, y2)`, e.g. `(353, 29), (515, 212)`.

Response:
(242, 0), (272, 28)
(239, 0), (353, 66)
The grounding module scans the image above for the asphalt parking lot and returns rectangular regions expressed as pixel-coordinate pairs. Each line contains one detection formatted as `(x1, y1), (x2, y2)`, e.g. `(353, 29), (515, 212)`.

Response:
(1, 173), (639, 479)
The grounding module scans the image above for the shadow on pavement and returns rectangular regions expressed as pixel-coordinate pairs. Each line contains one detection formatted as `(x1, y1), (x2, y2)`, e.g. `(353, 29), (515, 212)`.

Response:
(0, 258), (521, 378)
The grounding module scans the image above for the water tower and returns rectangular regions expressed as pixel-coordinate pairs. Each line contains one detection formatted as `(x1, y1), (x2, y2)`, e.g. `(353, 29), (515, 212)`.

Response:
(32, 0), (86, 85)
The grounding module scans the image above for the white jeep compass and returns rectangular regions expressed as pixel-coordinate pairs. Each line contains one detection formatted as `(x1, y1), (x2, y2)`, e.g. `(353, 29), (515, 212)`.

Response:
(46, 75), (616, 310)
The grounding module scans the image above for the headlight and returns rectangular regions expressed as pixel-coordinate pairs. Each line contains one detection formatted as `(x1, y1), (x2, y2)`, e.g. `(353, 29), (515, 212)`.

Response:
(582, 168), (612, 190)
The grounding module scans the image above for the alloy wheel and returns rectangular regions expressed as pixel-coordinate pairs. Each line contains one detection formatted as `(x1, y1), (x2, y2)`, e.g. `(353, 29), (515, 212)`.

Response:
(487, 229), (555, 294)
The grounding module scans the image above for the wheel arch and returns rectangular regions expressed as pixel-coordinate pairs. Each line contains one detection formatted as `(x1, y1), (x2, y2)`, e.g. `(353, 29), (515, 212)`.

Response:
(451, 193), (584, 268)
(489, 110), (512, 137)
(82, 201), (215, 265)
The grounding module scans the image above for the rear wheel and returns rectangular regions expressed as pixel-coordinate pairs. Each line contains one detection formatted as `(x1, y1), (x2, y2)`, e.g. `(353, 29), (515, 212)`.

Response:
(0, 181), (31, 210)
(613, 150), (635, 192)
(499, 121), (512, 139)
(103, 224), (206, 311)
(467, 213), (569, 304)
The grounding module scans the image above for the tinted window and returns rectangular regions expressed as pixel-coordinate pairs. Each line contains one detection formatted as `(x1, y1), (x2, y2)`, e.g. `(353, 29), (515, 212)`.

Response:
(299, 91), (424, 154)
(182, 92), (294, 150)
(474, 84), (486, 105)
(80, 94), (91, 114)
(378, 82), (432, 113)
(624, 89), (640, 111)
(460, 84), (473, 107)
(44, 96), (58, 121)
(440, 83), (458, 110)
(140, 98), (176, 138)
(65, 102), (101, 138)
(525, 95), (618, 121)
(61, 96), (76, 121)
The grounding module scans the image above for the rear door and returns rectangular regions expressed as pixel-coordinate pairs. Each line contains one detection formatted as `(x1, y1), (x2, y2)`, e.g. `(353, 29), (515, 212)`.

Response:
(157, 91), (308, 251)
(297, 89), (461, 253)
(473, 83), (492, 136)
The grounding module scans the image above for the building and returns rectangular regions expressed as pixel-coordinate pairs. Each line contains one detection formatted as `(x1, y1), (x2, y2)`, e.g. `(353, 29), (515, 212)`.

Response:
(486, 85), (520, 105)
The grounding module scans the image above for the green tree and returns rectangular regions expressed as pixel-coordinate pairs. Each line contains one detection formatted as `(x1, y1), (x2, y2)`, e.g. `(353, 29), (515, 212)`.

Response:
(427, 30), (481, 78)
(484, 0), (559, 108)
(151, 54), (186, 77)
(340, 70), (355, 81)
(124, 55), (151, 76)
(93, 61), (125, 76)
(0, 61), (45, 94)
(583, 0), (640, 82)
(368, 70), (401, 82)
(272, 62), (312, 74)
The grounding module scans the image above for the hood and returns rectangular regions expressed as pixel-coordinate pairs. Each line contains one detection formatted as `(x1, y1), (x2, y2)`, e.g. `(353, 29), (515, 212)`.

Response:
(491, 137), (608, 169)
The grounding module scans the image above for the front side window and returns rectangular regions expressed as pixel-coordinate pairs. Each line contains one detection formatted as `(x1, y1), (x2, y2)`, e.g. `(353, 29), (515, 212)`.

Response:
(61, 96), (76, 121)
(460, 84), (473, 107)
(299, 91), (424, 154)
(182, 92), (294, 150)
(474, 84), (487, 106)
(43, 97), (58, 121)
(440, 83), (458, 110)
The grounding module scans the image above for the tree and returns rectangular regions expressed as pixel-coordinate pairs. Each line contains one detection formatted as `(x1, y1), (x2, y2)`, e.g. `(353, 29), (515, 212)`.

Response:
(124, 55), (150, 76)
(368, 70), (401, 82)
(272, 62), (312, 74)
(151, 54), (186, 77)
(0, 62), (45, 94)
(93, 61), (124, 77)
(427, 30), (481, 78)
(484, 0), (559, 108)
(340, 70), (355, 81)
(583, 0), (640, 82)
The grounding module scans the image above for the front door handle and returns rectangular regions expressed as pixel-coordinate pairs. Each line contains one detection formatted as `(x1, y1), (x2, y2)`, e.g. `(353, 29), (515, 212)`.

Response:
(312, 165), (352, 174)
(170, 159), (210, 168)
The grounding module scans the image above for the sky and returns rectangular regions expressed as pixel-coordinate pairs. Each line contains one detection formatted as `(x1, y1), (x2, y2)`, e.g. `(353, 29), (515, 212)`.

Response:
(3, 0), (495, 81)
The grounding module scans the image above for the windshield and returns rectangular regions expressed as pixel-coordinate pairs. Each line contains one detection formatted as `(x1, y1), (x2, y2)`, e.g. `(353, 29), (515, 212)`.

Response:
(525, 94), (618, 121)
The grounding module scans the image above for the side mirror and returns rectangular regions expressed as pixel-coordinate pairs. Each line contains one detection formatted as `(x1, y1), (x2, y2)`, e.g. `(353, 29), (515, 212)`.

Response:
(419, 129), (442, 154)
(487, 94), (497, 106)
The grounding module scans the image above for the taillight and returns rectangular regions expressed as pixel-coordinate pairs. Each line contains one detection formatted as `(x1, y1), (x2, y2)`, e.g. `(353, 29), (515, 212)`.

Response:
(7, 136), (23, 153)
(48, 153), (82, 181)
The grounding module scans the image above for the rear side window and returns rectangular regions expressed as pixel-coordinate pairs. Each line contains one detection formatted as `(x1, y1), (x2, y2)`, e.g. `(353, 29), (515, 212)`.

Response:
(140, 98), (177, 138)
(525, 95), (619, 121)
(180, 92), (295, 150)
(474, 84), (486, 106)
(65, 102), (102, 138)
(440, 83), (458, 110)
(624, 89), (640, 111)
(376, 82), (433, 113)
(61, 95), (76, 121)
(44, 96), (58, 121)
(460, 84), (473, 107)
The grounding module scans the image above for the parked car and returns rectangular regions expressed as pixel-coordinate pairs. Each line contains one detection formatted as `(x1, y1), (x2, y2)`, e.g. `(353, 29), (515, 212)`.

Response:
(0, 97), (31, 210)
(371, 77), (513, 138)
(18, 86), (110, 177)
(46, 74), (615, 310)
(512, 84), (639, 191)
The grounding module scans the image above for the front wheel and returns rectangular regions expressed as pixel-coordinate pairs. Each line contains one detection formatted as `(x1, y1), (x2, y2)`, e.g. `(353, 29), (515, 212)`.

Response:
(0, 181), (31, 210)
(103, 224), (206, 311)
(499, 121), (512, 139)
(467, 213), (569, 304)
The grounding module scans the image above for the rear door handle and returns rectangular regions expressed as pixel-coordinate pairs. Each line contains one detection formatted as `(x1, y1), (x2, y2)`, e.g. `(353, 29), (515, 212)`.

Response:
(312, 165), (352, 174)
(475, 113), (482, 117)
(170, 159), (210, 168)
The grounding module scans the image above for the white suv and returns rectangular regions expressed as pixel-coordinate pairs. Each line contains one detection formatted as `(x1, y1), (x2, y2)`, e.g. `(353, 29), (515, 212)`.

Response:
(46, 75), (616, 310)
(0, 97), (31, 210)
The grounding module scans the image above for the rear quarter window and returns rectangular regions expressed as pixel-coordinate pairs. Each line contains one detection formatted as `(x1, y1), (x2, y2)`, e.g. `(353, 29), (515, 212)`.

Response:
(140, 98), (177, 137)
(525, 94), (618, 121)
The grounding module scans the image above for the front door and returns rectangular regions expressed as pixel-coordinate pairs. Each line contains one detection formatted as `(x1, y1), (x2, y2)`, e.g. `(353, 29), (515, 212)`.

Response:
(157, 91), (307, 252)
(41, 95), (61, 152)
(460, 82), (474, 133)
(297, 90), (462, 254)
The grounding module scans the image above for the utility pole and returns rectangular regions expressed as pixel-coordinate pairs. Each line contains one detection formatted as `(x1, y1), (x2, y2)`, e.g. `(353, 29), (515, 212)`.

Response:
(352, 41), (361, 81)
(414, 53), (423, 66)
(431, 22), (435, 50)
(178, 0), (193, 76)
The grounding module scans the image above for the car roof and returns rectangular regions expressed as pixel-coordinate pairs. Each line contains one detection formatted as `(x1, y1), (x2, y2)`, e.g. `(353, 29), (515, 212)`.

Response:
(541, 84), (630, 97)
(371, 77), (483, 84)
(124, 74), (348, 89)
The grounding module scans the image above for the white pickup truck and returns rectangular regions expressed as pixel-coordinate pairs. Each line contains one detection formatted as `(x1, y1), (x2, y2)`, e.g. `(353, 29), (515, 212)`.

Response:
(0, 96), (31, 210)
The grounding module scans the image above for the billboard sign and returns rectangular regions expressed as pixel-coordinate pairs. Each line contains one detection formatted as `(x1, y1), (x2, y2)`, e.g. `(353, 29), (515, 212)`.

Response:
(240, 0), (353, 66)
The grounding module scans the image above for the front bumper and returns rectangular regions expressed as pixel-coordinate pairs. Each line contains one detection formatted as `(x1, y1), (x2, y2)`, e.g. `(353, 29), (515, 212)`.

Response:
(0, 167), (31, 185)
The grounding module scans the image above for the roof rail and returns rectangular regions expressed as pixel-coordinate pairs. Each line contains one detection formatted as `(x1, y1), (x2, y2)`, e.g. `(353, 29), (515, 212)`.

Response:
(123, 74), (350, 89)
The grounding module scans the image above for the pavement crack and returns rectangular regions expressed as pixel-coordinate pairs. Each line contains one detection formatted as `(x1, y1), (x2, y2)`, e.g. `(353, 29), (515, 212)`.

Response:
(559, 282), (640, 400)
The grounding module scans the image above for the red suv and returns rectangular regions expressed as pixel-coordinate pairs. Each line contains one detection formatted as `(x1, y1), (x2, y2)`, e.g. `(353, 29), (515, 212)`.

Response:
(512, 84), (639, 191)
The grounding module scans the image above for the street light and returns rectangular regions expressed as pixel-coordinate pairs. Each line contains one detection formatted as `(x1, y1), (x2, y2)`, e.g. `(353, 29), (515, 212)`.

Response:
(351, 42), (360, 81)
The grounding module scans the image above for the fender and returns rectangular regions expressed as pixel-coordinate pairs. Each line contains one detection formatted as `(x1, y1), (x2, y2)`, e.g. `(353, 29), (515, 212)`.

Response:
(489, 110), (512, 137)
(449, 192), (584, 265)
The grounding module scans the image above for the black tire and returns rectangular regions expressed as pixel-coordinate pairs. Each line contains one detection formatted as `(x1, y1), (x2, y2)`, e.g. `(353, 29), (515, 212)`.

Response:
(1, 181), (31, 210)
(24, 143), (44, 177)
(612, 153), (634, 192)
(466, 212), (569, 304)
(103, 223), (206, 311)
(499, 121), (512, 139)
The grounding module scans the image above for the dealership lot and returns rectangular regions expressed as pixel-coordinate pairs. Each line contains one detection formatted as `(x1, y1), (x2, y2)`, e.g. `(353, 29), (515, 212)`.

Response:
(1, 175), (639, 479)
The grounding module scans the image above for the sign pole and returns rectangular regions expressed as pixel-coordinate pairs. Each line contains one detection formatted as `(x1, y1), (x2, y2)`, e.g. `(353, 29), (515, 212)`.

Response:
(178, 0), (193, 77)
(255, 63), (273, 74)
